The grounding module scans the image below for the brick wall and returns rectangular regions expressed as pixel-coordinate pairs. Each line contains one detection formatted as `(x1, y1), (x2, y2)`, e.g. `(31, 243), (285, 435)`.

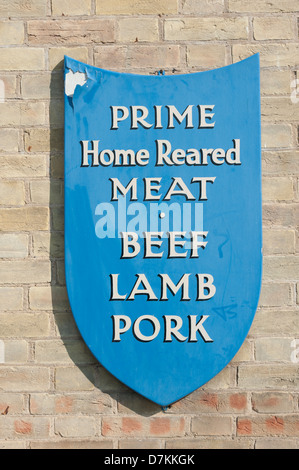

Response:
(0, 0), (298, 449)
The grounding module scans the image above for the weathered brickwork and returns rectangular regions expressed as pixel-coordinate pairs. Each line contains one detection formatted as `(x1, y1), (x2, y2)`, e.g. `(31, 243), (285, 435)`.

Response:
(0, 0), (298, 449)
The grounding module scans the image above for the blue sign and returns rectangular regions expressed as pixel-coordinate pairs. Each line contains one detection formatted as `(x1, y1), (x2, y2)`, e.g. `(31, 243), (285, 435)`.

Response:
(64, 55), (262, 406)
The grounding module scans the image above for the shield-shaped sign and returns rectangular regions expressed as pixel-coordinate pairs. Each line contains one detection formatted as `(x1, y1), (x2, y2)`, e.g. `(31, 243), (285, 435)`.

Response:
(64, 54), (262, 406)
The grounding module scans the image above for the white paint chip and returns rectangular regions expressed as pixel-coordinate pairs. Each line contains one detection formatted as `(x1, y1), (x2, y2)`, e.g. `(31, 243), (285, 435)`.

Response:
(65, 69), (87, 97)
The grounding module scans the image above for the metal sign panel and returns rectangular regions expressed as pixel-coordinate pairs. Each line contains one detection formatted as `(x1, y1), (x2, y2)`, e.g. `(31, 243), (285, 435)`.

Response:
(64, 55), (262, 406)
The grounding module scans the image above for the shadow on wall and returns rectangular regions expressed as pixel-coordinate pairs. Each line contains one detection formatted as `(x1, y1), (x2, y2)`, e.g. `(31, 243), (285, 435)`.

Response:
(49, 62), (162, 417)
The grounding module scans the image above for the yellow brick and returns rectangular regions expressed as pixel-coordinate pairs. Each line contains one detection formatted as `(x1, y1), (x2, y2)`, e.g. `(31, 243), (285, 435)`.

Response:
(191, 416), (232, 437)
(0, 181), (25, 206)
(28, 19), (115, 45)
(233, 43), (299, 67)
(24, 128), (63, 153)
(164, 17), (248, 41)
(55, 366), (95, 391)
(0, 442), (26, 449)
(96, 0), (178, 15)
(0, 367), (50, 392)
(118, 18), (159, 43)
(0, 312), (50, 337)
(127, 45), (180, 69)
(0, 102), (45, 126)
(52, 0), (91, 16)
(32, 232), (64, 258)
(94, 46), (126, 70)
(29, 286), (69, 311)
(0, 0), (47, 17)
(253, 17), (295, 40)
(262, 124), (293, 149)
(54, 312), (79, 338)
(30, 180), (63, 205)
(35, 339), (90, 364)
(21, 73), (63, 100)
(0, 392), (26, 414)
(0, 233), (28, 258)
(262, 177), (294, 201)
(0, 129), (19, 153)
(0, 287), (23, 310)
(0, 155), (47, 178)
(0, 21), (24, 45)
(260, 70), (291, 95)
(94, 45), (180, 70)
(21, 102), (46, 126)
(259, 282), (292, 307)
(263, 229), (295, 254)
(32, 232), (50, 258)
(229, 0), (299, 12)
(262, 150), (299, 175)
(0, 260), (51, 284)
(0, 48), (44, 71)
(30, 181), (50, 205)
(55, 416), (96, 438)
(0, 75), (18, 98)
(238, 364), (299, 390)
(187, 44), (227, 68)
(261, 97), (299, 122)
(48, 47), (89, 70)
(0, 416), (50, 439)
(181, 0), (224, 14)
(4, 340), (29, 363)
(255, 338), (296, 362)
(30, 391), (112, 415)
(29, 440), (114, 449)
(0, 104), (24, 126)
(263, 256), (299, 281)
(252, 309), (298, 336)
(102, 416), (187, 438)
(231, 340), (253, 363)
(0, 206), (49, 231)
